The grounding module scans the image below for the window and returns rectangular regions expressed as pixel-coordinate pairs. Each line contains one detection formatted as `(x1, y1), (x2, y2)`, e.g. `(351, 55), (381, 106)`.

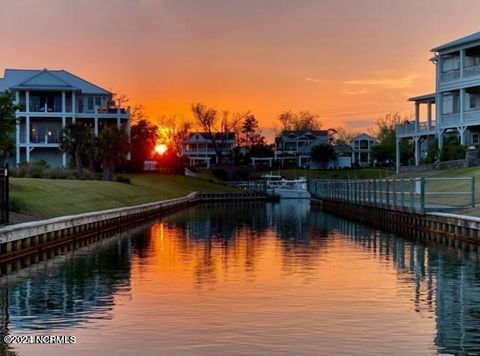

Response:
(473, 133), (479, 145)
(95, 97), (101, 107)
(87, 96), (94, 111)
(470, 95), (477, 110)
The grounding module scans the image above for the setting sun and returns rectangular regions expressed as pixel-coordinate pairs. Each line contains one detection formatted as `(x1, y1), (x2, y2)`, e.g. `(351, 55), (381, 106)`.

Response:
(154, 143), (168, 155)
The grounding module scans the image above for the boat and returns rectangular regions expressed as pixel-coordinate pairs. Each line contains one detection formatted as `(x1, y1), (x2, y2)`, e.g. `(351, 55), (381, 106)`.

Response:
(261, 173), (310, 199)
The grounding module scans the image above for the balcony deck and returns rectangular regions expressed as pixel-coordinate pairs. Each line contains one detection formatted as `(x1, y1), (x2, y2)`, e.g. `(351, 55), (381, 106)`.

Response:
(396, 121), (436, 138)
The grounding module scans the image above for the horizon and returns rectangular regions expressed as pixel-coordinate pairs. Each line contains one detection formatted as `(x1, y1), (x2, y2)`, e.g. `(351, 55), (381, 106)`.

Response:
(3, 0), (480, 141)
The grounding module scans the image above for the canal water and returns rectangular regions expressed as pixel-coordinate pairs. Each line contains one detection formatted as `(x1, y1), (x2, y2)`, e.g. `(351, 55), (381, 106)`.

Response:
(1, 200), (480, 355)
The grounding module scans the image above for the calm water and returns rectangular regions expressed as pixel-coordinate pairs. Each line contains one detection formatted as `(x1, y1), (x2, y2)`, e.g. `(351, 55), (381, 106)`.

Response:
(2, 200), (480, 355)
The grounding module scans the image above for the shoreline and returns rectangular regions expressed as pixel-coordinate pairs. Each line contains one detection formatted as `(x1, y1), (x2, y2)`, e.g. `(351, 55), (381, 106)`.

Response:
(0, 191), (267, 274)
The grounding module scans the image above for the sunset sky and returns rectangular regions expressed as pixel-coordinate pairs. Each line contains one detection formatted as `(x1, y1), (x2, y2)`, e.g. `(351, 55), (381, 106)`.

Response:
(2, 0), (480, 140)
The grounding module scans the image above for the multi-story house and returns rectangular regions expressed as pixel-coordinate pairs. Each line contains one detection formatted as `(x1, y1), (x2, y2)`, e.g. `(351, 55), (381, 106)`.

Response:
(274, 130), (332, 167)
(396, 31), (480, 172)
(0, 68), (131, 168)
(350, 133), (377, 167)
(182, 132), (236, 168)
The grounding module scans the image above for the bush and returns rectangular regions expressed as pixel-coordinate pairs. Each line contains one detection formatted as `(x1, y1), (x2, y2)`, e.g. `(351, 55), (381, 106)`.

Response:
(46, 168), (73, 179)
(116, 176), (131, 184)
(212, 168), (229, 181)
(9, 196), (27, 213)
(234, 166), (251, 180)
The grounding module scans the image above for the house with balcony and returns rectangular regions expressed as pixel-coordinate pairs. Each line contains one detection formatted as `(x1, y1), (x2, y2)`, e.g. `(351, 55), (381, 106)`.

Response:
(182, 132), (236, 168)
(350, 133), (377, 167)
(0, 68), (131, 168)
(274, 130), (333, 167)
(396, 31), (480, 172)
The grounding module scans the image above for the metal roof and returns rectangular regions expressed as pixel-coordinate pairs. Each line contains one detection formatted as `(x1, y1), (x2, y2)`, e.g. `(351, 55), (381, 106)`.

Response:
(0, 68), (111, 95)
(432, 31), (480, 52)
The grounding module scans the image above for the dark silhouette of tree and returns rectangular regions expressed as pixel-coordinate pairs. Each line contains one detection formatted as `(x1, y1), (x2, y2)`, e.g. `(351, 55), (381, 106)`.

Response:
(60, 123), (95, 177)
(130, 119), (159, 171)
(157, 115), (192, 157)
(311, 144), (336, 168)
(238, 114), (265, 148)
(0, 91), (19, 165)
(97, 127), (129, 181)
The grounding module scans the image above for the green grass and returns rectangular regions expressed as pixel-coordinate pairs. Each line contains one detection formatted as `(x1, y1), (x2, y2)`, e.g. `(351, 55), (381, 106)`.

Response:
(10, 174), (238, 218)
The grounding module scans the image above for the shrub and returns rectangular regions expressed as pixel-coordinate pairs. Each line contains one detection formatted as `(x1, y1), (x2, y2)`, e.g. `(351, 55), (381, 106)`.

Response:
(116, 176), (131, 184)
(235, 166), (251, 180)
(9, 196), (27, 213)
(212, 168), (229, 181)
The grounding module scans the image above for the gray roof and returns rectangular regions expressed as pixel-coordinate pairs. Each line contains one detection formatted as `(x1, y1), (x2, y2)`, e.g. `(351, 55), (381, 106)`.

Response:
(432, 31), (480, 52)
(0, 68), (111, 95)
(408, 92), (436, 103)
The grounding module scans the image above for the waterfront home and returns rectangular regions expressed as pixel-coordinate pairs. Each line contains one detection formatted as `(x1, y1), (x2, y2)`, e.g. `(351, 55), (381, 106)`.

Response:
(396, 31), (480, 171)
(182, 132), (236, 168)
(0, 68), (131, 168)
(350, 133), (377, 167)
(274, 129), (334, 167)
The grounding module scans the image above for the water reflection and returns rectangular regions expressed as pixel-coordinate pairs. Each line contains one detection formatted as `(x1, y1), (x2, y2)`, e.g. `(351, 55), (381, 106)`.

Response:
(1, 201), (480, 354)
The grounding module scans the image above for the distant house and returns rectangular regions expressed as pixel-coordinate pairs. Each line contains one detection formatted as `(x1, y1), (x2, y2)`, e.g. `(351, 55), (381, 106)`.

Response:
(0, 68), (131, 168)
(350, 133), (377, 167)
(309, 143), (352, 169)
(274, 130), (333, 167)
(182, 132), (236, 168)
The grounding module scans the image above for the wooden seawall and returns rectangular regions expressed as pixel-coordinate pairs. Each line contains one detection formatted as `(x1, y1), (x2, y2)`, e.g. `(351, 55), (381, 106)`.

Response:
(0, 191), (267, 274)
(312, 198), (480, 251)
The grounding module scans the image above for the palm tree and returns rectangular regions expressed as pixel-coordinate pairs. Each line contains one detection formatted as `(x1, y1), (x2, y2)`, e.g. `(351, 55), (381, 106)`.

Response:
(60, 123), (94, 178)
(96, 126), (129, 181)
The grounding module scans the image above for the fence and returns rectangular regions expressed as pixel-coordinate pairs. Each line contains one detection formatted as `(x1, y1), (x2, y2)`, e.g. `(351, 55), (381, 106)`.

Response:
(308, 177), (476, 214)
(0, 166), (8, 224)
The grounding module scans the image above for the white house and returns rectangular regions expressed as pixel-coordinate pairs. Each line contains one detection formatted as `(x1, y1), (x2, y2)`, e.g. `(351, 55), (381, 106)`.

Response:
(350, 133), (377, 167)
(396, 31), (480, 172)
(182, 132), (236, 168)
(0, 68), (131, 168)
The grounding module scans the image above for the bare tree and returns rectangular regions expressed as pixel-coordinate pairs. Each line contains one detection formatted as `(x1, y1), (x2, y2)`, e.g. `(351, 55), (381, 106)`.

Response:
(156, 115), (192, 157)
(277, 110), (322, 132)
(191, 103), (245, 165)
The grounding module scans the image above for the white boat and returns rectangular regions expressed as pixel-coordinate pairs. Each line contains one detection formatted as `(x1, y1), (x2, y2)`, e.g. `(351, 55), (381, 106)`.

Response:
(262, 173), (310, 199)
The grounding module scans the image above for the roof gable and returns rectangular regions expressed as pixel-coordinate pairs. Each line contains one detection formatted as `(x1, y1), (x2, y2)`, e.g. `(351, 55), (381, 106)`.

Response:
(15, 70), (72, 89)
(0, 68), (111, 95)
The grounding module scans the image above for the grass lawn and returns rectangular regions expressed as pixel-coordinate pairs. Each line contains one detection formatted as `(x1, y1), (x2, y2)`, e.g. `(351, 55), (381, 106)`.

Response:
(10, 174), (239, 219)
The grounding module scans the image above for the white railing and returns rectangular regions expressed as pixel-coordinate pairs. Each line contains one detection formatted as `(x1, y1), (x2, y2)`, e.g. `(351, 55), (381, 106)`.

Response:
(440, 69), (460, 82)
(441, 113), (460, 125)
(396, 121), (436, 136)
(464, 65), (480, 78)
(463, 109), (480, 123)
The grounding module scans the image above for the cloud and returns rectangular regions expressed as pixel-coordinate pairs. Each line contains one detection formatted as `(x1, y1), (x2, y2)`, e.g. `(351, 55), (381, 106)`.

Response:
(341, 119), (375, 129)
(343, 89), (368, 95)
(306, 74), (422, 89)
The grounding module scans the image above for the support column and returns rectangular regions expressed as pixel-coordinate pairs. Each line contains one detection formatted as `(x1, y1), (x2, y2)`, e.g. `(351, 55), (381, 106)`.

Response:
(459, 127), (466, 145)
(25, 91), (30, 163)
(15, 91), (20, 165)
(460, 49), (465, 79)
(396, 138), (400, 173)
(414, 136), (420, 166)
(62, 116), (67, 167)
(116, 106), (121, 128)
(460, 88), (465, 123)
(415, 102), (420, 131)
(438, 129), (444, 150)
(72, 92), (76, 124)
(94, 117), (99, 136)
(427, 102), (432, 130)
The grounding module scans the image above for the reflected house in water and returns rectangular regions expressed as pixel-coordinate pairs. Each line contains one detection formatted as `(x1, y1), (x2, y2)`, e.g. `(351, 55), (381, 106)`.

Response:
(2, 202), (480, 354)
